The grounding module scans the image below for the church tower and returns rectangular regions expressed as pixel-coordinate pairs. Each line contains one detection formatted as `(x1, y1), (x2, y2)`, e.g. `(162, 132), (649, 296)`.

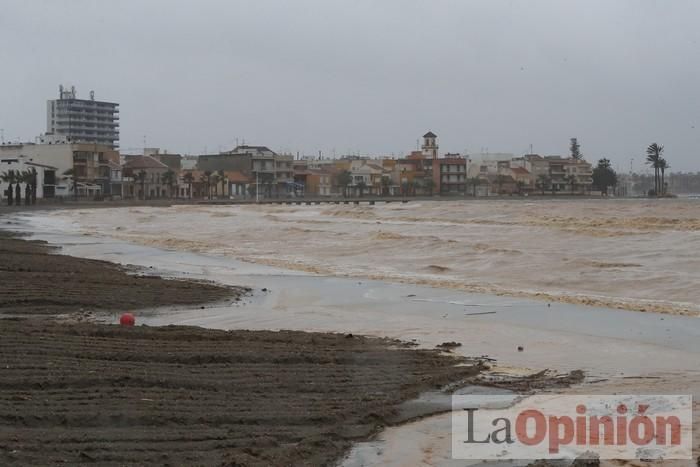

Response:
(422, 131), (438, 160)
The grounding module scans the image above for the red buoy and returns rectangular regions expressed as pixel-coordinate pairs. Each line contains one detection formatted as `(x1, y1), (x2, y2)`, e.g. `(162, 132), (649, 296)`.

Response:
(120, 313), (135, 326)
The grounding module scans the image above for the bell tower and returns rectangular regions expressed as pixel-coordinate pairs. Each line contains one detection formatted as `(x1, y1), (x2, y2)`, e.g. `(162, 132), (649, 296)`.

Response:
(422, 131), (438, 160)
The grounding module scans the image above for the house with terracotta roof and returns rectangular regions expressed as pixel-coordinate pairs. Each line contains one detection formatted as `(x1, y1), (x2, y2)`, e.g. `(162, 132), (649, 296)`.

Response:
(197, 145), (295, 198)
(509, 166), (534, 193)
(224, 170), (252, 197)
(347, 160), (385, 196)
(122, 155), (172, 199)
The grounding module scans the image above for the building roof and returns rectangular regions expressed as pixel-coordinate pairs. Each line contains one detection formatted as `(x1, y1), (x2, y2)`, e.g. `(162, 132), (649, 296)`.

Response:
(123, 155), (168, 170)
(25, 161), (58, 170)
(227, 145), (277, 155)
(423, 131), (437, 138)
(223, 170), (251, 183)
(511, 167), (531, 175)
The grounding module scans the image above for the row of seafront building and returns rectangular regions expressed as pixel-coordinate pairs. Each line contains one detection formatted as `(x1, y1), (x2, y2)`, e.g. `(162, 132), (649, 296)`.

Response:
(0, 86), (594, 202)
(0, 132), (592, 204)
(0, 132), (595, 202)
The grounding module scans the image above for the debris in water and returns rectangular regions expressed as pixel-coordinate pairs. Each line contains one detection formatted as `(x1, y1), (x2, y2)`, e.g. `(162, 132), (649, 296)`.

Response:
(436, 341), (462, 350)
(517, 346), (524, 352)
(464, 311), (497, 316)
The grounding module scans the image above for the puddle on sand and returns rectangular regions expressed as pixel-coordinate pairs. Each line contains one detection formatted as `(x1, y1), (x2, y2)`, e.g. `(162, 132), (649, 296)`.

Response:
(341, 387), (523, 467)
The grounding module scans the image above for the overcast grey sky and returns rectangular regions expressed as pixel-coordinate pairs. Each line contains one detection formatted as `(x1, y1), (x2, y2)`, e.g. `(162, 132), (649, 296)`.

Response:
(2, 0), (699, 171)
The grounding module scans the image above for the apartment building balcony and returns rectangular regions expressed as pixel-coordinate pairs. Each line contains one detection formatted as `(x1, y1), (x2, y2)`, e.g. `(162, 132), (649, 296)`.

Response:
(252, 166), (275, 173)
(60, 100), (118, 111)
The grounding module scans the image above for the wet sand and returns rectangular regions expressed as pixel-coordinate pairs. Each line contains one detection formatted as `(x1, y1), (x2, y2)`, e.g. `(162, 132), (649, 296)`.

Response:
(0, 319), (481, 466)
(0, 230), (242, 316)
(33, 198), (700, 315)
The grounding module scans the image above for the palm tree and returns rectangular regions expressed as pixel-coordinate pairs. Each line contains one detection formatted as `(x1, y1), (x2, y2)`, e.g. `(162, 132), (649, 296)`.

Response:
(182, 172), (194, 199)
(646, 143), (664, 195)
(24, 174), (32, 204)
(1, 170), (17, 206)
(423, 178), (435, 196)
(210, 172), (221, 198)
(380, 175), (391, 196)
(658, 158), (669, 195)
(467, 177), (480, 197)
(161, 170), (176, 198)
(216, 169), (227, 198)
(200, 171), (212, 199)
(134, 170), (147, 200)
(336, 170), (352, 197)
(356, 180), (367, 197)
(19, 170), (32, 205)
(14, 179), (21, 205)
(29, 167), (37, 204)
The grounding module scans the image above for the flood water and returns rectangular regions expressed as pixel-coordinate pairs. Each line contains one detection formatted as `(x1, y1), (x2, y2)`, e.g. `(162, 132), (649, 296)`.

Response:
(25, 198), (700, 316)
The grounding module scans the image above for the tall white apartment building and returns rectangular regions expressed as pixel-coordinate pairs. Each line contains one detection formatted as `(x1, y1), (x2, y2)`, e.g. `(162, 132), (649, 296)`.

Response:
(46, 85), (119, 149)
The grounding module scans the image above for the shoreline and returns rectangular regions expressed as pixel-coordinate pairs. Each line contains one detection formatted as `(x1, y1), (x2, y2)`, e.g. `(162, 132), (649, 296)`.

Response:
(0, 226), (581, 465)
(0, 230), (245, 317)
